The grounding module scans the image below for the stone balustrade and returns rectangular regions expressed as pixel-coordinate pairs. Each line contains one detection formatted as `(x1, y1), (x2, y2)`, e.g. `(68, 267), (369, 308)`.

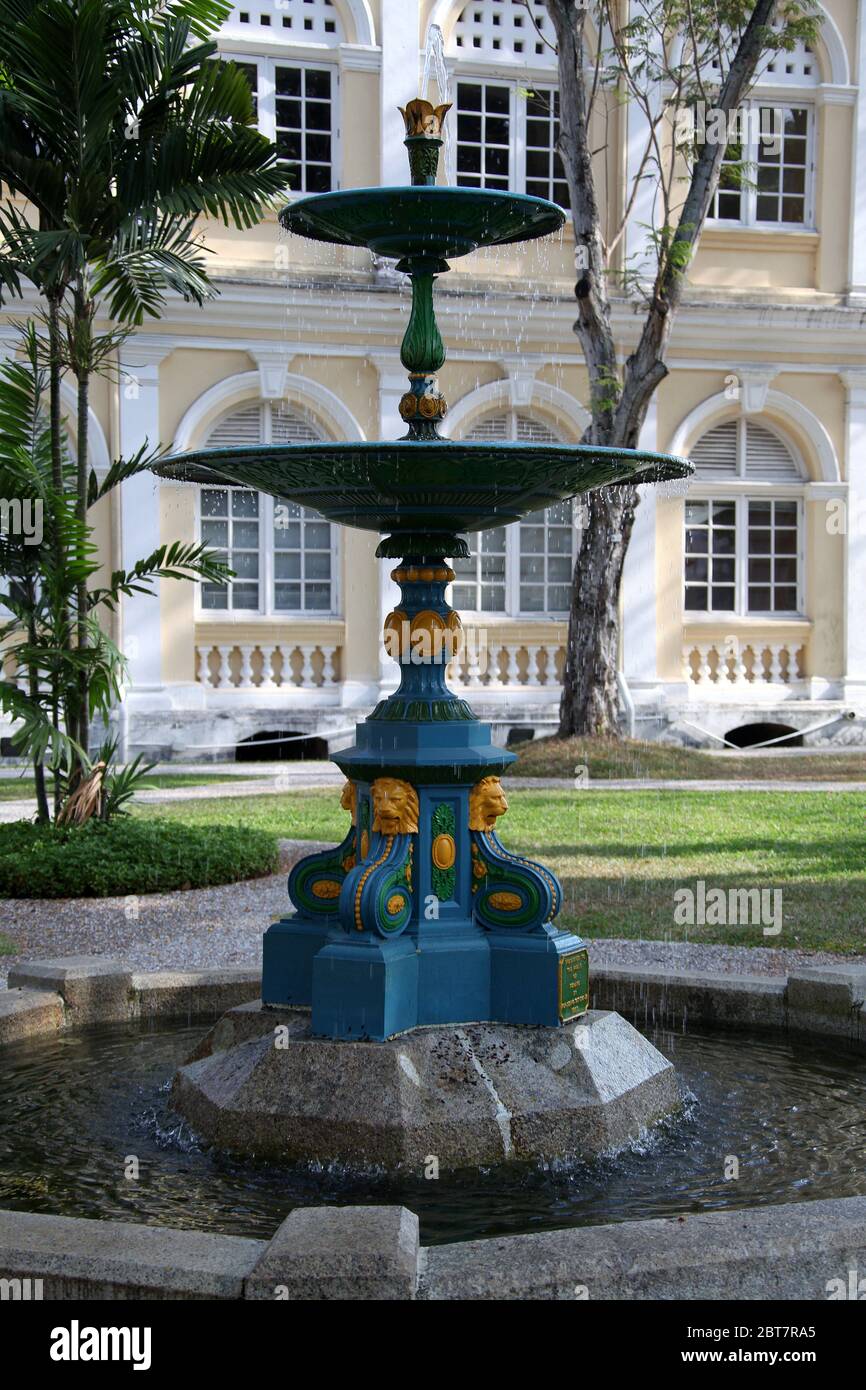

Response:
(197, 642), (340, 691)
(449, 641), (565, 691)
(682, 636), (806, 694)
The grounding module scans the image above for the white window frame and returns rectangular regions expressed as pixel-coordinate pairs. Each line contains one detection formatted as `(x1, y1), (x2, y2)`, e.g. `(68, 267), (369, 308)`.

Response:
(452, 411), (581, 620)
(220, 51), (340, 193)
(195, 402), (341, 621)
(454, 76), (568, 208)
(706, 100), (815, 231)
(683, 492), (805, 619)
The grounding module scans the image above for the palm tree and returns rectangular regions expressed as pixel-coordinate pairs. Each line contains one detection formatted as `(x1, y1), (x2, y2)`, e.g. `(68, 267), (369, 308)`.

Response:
(0, 327), (231, 822)
(0, 0), (290, 784)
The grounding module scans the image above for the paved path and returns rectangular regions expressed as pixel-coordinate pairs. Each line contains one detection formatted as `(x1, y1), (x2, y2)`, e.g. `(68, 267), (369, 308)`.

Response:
(510, 776), (866, 792)
(3, 758), (866, 822)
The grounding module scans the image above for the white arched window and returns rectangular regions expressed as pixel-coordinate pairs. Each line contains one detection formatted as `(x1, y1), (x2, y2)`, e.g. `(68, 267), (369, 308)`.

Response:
(453, 410), (578, 616)
(220, 0), (341, 192)
(684, 418), (805, 616)
(708, 36), (819, 228)
(449, 1), (567, 207)
(199, 402), (338, 616)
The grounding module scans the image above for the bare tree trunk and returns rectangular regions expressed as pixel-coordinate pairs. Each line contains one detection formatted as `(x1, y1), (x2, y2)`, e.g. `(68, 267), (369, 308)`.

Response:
(562, 487), (637, 734)
(545, 0), (778, 738)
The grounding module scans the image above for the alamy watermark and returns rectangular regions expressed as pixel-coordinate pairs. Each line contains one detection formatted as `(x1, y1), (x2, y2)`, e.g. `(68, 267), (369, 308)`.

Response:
(676, 103), (784, 157)
(674, 879), (782, 936)
(0, 497), (43, 546)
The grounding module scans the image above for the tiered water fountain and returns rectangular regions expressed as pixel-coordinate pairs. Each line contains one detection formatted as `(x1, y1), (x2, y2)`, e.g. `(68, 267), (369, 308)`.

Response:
(157, 101), (693, 1169)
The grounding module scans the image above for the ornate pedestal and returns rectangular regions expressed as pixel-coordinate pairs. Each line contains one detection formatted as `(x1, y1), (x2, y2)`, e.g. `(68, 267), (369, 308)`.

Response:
(262, 558), (588, 1041)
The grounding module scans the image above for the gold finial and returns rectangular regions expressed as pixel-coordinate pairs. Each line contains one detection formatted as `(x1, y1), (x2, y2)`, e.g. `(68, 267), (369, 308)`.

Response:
(399, 98), (452, 139)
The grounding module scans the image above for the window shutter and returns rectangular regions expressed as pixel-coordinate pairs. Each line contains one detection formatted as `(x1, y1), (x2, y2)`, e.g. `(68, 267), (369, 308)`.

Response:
(515, 413), (561, 443)
(691, 421), (738, 478)
(464, 412), (510, 441)
(206, 405), (263, 448)
(271, 407), (323, 443)
(744, 422), (802, 481)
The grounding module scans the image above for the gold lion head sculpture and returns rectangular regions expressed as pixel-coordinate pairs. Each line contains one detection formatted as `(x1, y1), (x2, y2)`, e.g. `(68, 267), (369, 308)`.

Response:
(339, 779), (357, 825)
(399, 98), (452, 139)
(469, 776), (509, 831)
(371, 777), (420, 835)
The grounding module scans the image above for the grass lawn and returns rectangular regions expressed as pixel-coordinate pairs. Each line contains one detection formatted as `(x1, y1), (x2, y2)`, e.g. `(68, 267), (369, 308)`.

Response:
(138, 787), (866, 955)
(509, 735), (866, 782)
(0, 772), (270, 802)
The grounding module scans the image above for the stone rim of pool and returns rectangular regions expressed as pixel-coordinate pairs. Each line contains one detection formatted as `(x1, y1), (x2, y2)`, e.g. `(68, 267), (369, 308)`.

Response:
(2, 954), (866, 1300)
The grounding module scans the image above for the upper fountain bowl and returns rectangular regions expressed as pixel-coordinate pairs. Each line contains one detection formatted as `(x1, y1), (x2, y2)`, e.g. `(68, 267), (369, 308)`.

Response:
(280, 186), (566, 263)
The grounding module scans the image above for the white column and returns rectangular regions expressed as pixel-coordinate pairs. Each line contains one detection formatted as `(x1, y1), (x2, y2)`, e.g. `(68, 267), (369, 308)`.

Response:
(621, 400), (660, 691)
(118, 340), (170, 691)
(380, 0), (420, 186)
(623, 14), (663, 283)
(841, 371), (866, 698)
(848, 6), (866, 303)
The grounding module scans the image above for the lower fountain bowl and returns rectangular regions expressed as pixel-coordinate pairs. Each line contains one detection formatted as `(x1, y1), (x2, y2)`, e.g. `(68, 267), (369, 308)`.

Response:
(154, 440), (692, 545)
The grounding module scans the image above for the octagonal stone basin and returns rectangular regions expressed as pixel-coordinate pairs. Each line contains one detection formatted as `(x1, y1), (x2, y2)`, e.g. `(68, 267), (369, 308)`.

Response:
(155, 441), (692, 539)
(279, 186), (565, 260)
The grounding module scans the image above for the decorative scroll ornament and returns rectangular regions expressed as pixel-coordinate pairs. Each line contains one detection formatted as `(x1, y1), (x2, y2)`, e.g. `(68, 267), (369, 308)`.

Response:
(468, 776), (563, 932)
(288, 779), (358, 916)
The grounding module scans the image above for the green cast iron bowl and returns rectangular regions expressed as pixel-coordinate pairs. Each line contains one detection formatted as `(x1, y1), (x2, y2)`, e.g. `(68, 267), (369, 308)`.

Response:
(279, 186), (566, 260)
(154, 440), (693, 537)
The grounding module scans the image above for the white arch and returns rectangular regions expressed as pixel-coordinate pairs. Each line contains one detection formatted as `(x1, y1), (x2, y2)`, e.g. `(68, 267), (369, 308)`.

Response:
(668, 388), (840, 483)
(58, 380), (111, 473)
(338, 0), (376, 47)
(427, 0), (463, 45)
(814, 3), (850, 86)
(644, 3), (847, 87)
(172, 370), (366, 451)
(441, 377), (590, 440)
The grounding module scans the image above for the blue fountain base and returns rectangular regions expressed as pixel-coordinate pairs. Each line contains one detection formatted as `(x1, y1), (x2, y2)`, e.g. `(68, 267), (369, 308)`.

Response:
(259, 554), (589, 1042)
(262, 914), (587, 1040)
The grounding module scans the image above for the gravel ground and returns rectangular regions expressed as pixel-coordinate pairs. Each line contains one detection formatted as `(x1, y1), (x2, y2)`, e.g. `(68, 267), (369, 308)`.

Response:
(1, 838), (862, 986)
(0, 840), (329, 985)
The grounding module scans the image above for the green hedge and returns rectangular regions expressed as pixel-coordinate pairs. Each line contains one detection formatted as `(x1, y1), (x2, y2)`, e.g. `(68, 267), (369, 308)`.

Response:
(0, 818), (279, 898)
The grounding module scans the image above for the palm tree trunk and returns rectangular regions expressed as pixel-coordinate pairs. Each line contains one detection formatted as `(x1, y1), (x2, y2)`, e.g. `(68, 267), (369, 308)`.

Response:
(24, 581), (50, 823)
(46, 290), (70, 812)
(73, 280), (91, 780)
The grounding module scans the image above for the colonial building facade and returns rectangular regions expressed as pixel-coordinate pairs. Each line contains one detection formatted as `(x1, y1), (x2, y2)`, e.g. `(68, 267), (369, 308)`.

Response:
(4, 0), (866, 758)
